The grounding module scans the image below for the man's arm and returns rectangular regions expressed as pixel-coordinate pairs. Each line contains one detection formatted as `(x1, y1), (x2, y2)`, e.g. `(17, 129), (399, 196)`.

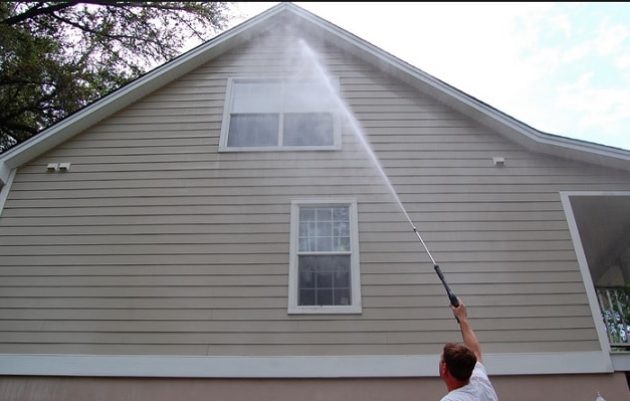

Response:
(451, 301), (482, 362)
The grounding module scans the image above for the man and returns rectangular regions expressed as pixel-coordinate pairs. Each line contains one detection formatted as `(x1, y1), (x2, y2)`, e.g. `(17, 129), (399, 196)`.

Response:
(439, 300), (498, 401)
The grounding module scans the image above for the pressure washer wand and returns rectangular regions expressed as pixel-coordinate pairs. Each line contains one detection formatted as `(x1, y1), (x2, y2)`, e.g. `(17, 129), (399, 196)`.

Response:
(434, 264), (460, 308)
(412, 227), (460, 308)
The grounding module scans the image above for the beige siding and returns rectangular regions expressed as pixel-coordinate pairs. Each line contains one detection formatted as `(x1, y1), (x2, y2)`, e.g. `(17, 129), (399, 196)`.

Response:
(2, 29), (630, 357)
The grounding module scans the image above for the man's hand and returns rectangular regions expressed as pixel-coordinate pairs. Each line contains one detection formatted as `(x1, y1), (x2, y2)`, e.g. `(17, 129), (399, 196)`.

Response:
(450, 301), (469, 323)
(451, 300), (482, 362)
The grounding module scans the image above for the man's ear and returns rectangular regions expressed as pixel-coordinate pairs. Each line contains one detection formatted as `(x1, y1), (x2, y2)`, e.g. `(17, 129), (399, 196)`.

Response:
(439, 361), (448, 377)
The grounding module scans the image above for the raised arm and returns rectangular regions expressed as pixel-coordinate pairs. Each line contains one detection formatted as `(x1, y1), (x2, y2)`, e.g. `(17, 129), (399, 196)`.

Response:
(451, 301), (482, 362)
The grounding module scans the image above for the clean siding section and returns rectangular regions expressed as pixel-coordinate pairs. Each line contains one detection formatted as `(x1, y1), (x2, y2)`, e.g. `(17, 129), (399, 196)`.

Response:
(1, 30), (629, 356)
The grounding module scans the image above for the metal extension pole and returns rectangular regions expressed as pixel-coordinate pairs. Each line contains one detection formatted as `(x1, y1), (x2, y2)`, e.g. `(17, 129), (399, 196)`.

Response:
(412, 226), (459, 308)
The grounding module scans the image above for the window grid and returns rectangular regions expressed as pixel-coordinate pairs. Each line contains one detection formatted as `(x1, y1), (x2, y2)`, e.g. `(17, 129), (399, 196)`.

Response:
(298, 206), (351, 253)
(288, 199), (362, 314)
(298, 256), (351, 306)
(297, 206), (352, 307)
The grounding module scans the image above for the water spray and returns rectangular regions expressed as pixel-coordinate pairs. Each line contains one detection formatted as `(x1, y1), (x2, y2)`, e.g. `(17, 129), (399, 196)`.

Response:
(297, 38), (459, 312)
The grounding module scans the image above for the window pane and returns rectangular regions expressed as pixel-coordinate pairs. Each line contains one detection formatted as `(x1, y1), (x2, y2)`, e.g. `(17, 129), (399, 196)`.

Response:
(334, 289), (350, 305)
(316, 221), (332, 237)
(298, 255), (351, 306)
(299, 208), (316, 221)
(333, 207), (349, 221)
(299, 289), (315, 306)
(316, 289), (333, 306)
(300, 221), (316, 237)
(316, 271), (333, 287)
(299, 222), (308, 237)
(299, 268), (315, 289)
(334, 269), (350, 287)
(232, 81), (282, 113)
(316, 208), (333, 221)
(283, 113), (334, 146)
(228, 114), (279, 147)
(334, 237), (350, 252)
(316, 237), (332, 252)
(333, 222), (349, 237)
(283, 82), (337, 112)
(299, 222), (318, 252)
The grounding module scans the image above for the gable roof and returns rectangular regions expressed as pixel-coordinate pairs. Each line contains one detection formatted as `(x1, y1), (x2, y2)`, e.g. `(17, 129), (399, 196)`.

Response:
(2, 2), (630, 185)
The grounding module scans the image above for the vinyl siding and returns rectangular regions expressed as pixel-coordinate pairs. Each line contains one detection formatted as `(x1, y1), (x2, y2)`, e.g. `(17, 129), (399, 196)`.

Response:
(1, 29), (629, 357)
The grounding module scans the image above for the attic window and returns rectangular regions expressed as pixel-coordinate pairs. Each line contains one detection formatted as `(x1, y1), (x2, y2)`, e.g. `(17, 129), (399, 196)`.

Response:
(219, 78), (340, 151)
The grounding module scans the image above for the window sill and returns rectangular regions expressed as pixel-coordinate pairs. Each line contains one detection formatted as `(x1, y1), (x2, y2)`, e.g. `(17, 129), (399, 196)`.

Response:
(218, 145), (341, 152)
(288, 305), (362, 314)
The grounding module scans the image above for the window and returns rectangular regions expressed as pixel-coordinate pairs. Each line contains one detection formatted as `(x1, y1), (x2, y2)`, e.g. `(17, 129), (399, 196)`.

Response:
(288, 200), (362, 314)
(219, 78), (340, 151)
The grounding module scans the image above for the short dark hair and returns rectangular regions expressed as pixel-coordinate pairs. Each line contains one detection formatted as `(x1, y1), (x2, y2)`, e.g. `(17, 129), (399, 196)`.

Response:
(442, 342), (477, 382)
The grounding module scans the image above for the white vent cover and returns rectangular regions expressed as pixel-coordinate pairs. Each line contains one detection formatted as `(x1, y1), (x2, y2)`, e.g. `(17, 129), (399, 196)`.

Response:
(492, 156), (505, 167)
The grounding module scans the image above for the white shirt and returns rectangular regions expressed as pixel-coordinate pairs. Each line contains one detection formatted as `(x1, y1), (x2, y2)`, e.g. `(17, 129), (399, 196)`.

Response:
(440, 362), (498, 401)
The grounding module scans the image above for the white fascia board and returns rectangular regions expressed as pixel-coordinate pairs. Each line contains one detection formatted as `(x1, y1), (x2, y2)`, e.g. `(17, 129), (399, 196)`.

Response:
(289, 6), (630, 171)
(0, 351), (612, 378)
(0, 4), (288, 184)
(0, 168), (16, 215)
(0, 162), (10, 186)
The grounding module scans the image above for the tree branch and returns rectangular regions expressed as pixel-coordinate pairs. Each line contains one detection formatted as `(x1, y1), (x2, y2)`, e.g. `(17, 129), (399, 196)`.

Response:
(2, 1), (80, 26)
(49, 12), (172, 58)
(0, 120), (40, 136)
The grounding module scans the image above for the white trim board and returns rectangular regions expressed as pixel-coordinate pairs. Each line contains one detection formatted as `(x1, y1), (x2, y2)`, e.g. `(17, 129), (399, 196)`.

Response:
(0, 352), (612, 377)
(0, 168), (16, 216)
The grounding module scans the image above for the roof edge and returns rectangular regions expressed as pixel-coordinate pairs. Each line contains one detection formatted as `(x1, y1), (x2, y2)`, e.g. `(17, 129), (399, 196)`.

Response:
(284, 5), (630, 171)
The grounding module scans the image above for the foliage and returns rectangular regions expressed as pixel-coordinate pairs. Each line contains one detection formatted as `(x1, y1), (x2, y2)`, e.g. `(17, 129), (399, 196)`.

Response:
(0, 1), (229, 152)
(599, 286), (630, 349)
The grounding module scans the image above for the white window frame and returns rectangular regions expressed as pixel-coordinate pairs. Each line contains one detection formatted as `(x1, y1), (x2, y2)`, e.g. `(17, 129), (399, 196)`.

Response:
(219, 77), (342, 152)
(288, 199), (362, 314)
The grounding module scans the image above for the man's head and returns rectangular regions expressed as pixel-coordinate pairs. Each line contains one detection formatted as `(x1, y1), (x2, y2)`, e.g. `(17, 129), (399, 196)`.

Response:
(439, 342), (477, 384)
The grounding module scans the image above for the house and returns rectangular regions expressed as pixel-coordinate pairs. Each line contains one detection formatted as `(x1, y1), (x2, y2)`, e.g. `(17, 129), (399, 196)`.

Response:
(1, 3), (630, 400)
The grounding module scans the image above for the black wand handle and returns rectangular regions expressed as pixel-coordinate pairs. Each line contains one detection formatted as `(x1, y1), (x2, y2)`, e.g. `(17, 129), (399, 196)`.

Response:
(434, 265), (459, 307)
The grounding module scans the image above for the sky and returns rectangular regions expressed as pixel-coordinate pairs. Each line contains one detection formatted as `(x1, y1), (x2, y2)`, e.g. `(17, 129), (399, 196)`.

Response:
(224, 2), (630, 151)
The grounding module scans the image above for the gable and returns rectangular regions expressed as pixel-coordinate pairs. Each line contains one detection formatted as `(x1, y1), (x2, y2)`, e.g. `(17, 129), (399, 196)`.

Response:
(2, 3), (630, 187)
